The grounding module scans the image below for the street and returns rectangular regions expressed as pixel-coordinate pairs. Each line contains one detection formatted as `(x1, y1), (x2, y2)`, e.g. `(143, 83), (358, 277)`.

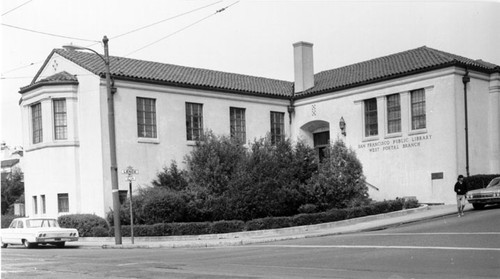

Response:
(2, 206), (499, 279)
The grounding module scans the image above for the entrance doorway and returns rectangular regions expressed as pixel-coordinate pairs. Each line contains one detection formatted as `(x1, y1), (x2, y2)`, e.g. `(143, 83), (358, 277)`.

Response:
(314, 131), (330, 162)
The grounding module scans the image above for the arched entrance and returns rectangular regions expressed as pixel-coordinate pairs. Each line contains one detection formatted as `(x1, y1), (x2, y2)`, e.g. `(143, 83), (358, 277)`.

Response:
(299, 120), (330, 161)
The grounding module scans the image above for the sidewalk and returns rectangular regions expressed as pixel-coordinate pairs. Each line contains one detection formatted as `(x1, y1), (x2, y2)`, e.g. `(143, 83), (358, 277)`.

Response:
(70, 204), (465, 249)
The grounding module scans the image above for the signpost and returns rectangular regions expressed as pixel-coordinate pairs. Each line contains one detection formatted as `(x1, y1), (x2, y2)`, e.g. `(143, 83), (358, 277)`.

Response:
(121, 166), (138, 244)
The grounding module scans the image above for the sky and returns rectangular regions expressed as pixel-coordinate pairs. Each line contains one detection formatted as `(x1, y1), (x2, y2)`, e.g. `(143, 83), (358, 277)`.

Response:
(1, 0), (500, 148)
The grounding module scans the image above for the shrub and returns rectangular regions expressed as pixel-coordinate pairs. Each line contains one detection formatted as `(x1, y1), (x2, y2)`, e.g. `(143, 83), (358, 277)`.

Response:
(245, 216), (293, 231)
(305, 139), (369, 210)
(58, 214), (109, 237)
(90, 226), (110, 237)
(1, 214), (17, 228)
(109, 198), (419, 236)
(298, 203), (318, 214)
(151, 161), (189, 191)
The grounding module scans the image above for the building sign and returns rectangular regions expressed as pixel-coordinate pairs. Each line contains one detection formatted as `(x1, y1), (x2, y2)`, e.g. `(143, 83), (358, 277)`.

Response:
(358, 134), (432, 152)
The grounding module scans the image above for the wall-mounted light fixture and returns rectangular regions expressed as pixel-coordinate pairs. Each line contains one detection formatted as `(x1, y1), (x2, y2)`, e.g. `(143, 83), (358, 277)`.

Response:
(339, 117), (346, 136)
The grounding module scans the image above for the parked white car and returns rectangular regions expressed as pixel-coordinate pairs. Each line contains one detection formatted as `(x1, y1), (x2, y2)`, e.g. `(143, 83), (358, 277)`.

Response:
(1, 217), (79, 248)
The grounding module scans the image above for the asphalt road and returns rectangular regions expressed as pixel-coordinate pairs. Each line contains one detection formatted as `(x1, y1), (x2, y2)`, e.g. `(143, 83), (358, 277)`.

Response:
(2, 205), (499, 279)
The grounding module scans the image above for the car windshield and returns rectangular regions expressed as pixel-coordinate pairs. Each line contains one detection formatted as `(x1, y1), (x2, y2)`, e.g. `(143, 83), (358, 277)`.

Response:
(487, 177), (500, 188)
(26, 219), (60, 228)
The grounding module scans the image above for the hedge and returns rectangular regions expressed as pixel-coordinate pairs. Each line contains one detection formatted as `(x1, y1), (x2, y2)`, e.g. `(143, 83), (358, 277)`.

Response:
(58, 214), (110, 237)
(109, 198), (419, 237)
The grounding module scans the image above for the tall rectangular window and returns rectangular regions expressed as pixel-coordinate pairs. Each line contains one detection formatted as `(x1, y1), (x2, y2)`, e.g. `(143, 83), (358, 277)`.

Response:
(31, 103), (43, 144)
(58, 193), (69, 213)
(387, 94), (401, 134)
(230, 107), (246, 143)
(411, 89), (426, 130)
(53, 99), (67, 140)
(186, 103), (203, 141)
(364, 98), (378, 137)
(137, 97), (157, 138)
(270, 111), (285, 144)
(32, 196), (38, 215)
(41, 195), (46, 214)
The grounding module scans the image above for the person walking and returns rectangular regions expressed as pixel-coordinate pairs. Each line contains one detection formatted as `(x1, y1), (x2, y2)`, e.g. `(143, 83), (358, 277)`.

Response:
(454, 175), (467, 217)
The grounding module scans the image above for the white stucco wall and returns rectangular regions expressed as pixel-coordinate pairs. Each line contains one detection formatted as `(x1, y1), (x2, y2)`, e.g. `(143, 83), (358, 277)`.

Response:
(291, 67), (497, 204)
(111, 81), (290, 199)
(21, 53), (108, 217)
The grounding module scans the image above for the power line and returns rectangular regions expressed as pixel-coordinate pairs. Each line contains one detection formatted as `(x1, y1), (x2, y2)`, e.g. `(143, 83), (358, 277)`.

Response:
(2, 0), (33, 16)
(2, 62), (40, 75)
(110, 0), (222, 40)
(2, 23), (100, 43)
(124, 1), (239, 57)
(1, 1), (225, 75)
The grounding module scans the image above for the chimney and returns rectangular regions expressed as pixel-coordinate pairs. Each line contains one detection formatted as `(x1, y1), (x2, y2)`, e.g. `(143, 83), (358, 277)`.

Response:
(293, 41), (314, 93)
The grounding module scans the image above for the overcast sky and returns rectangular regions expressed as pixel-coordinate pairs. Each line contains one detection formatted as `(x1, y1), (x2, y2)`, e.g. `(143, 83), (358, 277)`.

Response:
(1, 0), (499, 148)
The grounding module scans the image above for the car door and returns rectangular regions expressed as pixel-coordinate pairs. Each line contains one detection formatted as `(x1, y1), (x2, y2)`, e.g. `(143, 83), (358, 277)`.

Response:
(2, 220), (22, 244)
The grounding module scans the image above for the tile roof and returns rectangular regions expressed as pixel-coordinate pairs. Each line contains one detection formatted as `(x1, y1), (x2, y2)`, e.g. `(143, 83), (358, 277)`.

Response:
(19, 71), (78, 93)
(299, 46), (500, 97)
(1, 158), (19, 168)
(50, 49), (294, 97)
(23, 46), (499, 99)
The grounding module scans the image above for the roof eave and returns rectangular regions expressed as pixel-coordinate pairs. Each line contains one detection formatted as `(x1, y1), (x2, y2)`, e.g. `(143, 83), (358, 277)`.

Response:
(294, 61), (496, 99)
(19, 81), (79, 94)
(112, 75), (292, 100)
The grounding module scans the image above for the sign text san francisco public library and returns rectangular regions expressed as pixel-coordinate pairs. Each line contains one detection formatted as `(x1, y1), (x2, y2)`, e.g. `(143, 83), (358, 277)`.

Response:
(358, 134), (432, 152)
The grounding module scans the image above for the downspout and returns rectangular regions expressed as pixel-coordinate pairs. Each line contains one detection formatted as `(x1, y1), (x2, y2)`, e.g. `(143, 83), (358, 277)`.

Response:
(288, 85), (295, 136)
(462, 70), (470, 177)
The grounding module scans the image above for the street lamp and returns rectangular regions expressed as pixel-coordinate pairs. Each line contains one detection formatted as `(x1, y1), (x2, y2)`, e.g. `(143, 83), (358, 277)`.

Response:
(63, 36), (122, 244)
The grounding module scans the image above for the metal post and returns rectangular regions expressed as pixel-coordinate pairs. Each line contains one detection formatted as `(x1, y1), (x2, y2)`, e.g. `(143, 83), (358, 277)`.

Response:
(103, 35), (122, 244)
(128, 180), (134, 244)
(122, 166), (138, 245)
(462, 70), (470, 177)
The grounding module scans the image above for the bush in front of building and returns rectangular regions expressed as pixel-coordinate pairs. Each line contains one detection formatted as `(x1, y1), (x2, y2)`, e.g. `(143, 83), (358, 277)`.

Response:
(109, 134), (371, 225)
(109, 199), (419, 237)
(304, 139), (370, 211)
(465, 174), (500, 191)
(1, 214), (17, 228)
(58, 214), (110, 237)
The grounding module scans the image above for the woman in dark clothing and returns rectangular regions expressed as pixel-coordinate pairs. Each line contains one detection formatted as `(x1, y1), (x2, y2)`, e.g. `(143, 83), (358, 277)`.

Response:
(454, 175), (467, 217)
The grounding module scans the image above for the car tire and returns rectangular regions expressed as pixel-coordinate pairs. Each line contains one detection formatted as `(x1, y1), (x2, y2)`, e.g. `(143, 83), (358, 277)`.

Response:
(1, 242), (7, 248)
(472, 203), (485, 210)
(55, 242), (65, 248)
(23, 240), (37, 248)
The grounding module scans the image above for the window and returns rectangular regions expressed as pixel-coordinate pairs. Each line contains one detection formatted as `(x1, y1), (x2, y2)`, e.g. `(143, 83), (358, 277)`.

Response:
(270, 111), (285, 144)
(186, 103), (203, 141)
(386, 94), (401, 134)
(32, 196), (38, 215)
(31, 103), (43, 144)
(411, 89), (426, 130)
(137, 97), (157, 138)
(41, 195), (46, 214)
(58, 193), (69, 213)
(230, 107), (246, 143)
(53, 99), (67, 140)
(364, 98), (378, 137)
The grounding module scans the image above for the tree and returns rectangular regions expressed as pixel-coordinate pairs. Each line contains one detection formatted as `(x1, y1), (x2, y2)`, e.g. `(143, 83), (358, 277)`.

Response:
(1, 167), (24, 215)
(305, 139), (369, 210)
(151, 161), (189, 191)
(184, 131), (246, 195)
